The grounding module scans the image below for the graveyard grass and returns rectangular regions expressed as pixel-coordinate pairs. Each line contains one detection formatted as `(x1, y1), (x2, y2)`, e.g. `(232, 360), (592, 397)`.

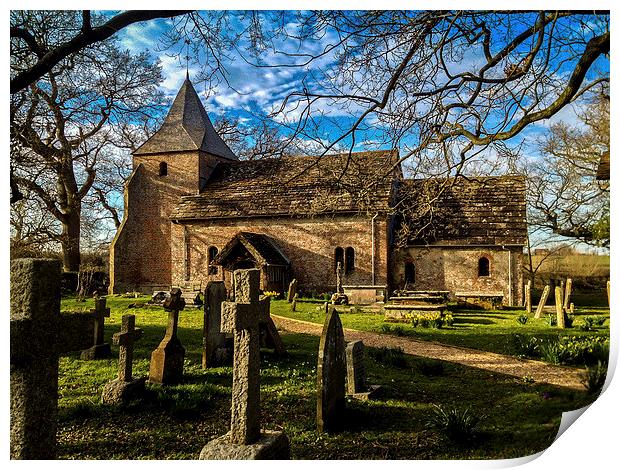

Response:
(273, 299), (610, 359)
(58, 296), (604, 460)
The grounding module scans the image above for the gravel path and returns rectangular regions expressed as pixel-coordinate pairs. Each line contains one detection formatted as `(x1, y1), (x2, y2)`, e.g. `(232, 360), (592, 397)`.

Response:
(272, 314), (586, 390)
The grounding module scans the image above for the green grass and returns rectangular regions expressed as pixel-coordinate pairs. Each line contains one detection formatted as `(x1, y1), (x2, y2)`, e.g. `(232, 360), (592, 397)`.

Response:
(271, 299), (610, 360)
(57, 295), (600, 459)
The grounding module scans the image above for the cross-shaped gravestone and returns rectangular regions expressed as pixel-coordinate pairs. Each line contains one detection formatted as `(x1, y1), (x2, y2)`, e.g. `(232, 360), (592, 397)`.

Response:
(80, 296), (111, 360)
(336, 261), (344, 294)
(199, 269), (290, 459)
(221, 269), (263, 445)
(10, 258), (94, 460)
(101, 314), (145, 405)
(115, 314), (143, 382)
(149, 288), (186, 385)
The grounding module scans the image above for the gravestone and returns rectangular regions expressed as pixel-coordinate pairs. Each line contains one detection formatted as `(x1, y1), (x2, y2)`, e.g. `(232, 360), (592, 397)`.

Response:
(149, 288), (186, 385)
(287, 278), (297, 303)
(101, 314), (145, 405)
(202, 281), (229, 368)
(534, 285), (550, 319)
(291, 293), (298, 312)
(525, 280), (532, 314)
(10, 258), (94, 459)
(555, 286), (566, 328)
(563, 278), (573, 311)
(199, 269), (290, 459)
(317, 305), (346, 432)
(258, 296), (286, 356)
(346, 341), (382, 401)
(80, 296), (112, 360)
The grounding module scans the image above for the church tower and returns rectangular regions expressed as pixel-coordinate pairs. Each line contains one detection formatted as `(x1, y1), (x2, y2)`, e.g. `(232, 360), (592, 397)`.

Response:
(109, 77), (237, 293)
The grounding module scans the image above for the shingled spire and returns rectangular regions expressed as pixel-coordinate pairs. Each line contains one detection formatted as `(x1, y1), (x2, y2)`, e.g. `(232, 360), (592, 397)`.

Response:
(134, 77), (237, 160)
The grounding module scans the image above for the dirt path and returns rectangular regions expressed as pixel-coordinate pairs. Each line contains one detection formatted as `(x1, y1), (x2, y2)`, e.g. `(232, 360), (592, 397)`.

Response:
(272, 314), (586, 390)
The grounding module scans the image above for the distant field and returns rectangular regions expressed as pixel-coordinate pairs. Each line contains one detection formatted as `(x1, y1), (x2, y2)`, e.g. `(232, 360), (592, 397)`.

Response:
(529, 253), (609, 278)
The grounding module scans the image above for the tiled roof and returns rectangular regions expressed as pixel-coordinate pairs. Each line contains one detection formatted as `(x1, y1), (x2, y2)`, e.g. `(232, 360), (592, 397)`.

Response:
(396, 176), (527, 246)
(596, 151), (610, 180)
(134, 77), (237, 160)
(171, 150), (399, 220)
(212, 232), (290, 267)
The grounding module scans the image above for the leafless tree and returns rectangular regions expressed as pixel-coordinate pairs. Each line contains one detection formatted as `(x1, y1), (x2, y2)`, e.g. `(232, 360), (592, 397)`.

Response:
(10, 11), (164, 271)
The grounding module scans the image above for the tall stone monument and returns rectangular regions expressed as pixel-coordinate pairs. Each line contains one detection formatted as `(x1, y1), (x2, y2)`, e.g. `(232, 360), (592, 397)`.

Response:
(330, 262), (348, 305)
(317, 305), (346, 432)
(199, 269), (290, 459)
(202, 281), (228, 368)
(80, 295), (112, 360)
(149, 288), (186, 385)
(101, 314), (145, 404)
(10, 258), (94, 459)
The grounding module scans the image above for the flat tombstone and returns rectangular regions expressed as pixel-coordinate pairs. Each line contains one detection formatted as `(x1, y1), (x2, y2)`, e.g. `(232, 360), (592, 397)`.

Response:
(555, 286), (566, 328)
(346, 341), (367, 394)
(317, 305), (346, 433)
(535, 285), (550, 319)
(149, 288), (186, 385)
(287, 279), (297, 303)
(10, 258), (94, 460)
(203, 281), (227, 368)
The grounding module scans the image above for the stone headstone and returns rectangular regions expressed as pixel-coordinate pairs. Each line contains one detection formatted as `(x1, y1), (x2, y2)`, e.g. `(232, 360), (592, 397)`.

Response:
(81, 297), (112, 360)
(346, 340), (366, 394)
(317, 305), (346, 433)
(199, 269), (290, 459)
(563, 278), (573, 311)
(287, 278), (297, 303)
(534, 285), (550, 319)
(149, 288), (186, 385)
(525, 280), (532, 314)
(202, 281), (228, 368)
(101, 314), (145, 405)
(10, 258), (94, 459)
(291, 293), (298, 312)
(555, 286), (566, 328)
(258, 296), (286, 356)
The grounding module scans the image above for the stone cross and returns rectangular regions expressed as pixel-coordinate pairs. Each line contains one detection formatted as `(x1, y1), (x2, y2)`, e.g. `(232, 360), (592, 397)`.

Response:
(114, 314), (143, 382)
(336, 261), (344, 294)
(287, 278), (297, 303)
(10, 258), (94, 459)
(221, 269), (264, 445)
(149, 288), (186, 385)
(535, 285), (550, 319)
(202, 281), (227, 368)
(555, 286), (566, 328)
(317, 305), (346, 433)
(81, 297), (111, 360)
(525, 280), (532, 314)
(563, 278), (573, 311)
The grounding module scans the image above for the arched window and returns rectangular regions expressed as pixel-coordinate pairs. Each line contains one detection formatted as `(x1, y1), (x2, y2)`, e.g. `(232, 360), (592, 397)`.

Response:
(159, 161), (168, 176)
(478, 257), (490, 277)
(208, 246), (219, 275)
(334, 247), (344, 272)
(345, 247), (355, 274)
(404, 262), (415, 284)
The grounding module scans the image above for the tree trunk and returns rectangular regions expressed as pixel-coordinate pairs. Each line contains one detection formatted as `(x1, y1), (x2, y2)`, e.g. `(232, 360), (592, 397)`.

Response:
(60, 209), (81, 272)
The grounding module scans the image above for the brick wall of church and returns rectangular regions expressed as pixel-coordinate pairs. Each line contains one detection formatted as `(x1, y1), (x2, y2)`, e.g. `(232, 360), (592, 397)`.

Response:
(390, 246), (523, 306)
(169, 215), (391, 294)
(110, 150), (225, 293)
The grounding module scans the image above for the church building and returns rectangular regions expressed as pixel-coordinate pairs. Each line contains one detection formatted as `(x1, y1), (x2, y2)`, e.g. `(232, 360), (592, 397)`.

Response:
(110, 77), (527, 306)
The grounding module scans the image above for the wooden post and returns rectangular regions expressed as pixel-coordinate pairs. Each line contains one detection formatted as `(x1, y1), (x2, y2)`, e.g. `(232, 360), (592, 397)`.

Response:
(535, 285), (550, 319)
(555, 287), (565, 328)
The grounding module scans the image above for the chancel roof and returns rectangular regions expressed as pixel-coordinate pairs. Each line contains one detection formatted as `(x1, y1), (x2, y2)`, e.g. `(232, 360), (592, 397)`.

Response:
(134, 77), (237, 160)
